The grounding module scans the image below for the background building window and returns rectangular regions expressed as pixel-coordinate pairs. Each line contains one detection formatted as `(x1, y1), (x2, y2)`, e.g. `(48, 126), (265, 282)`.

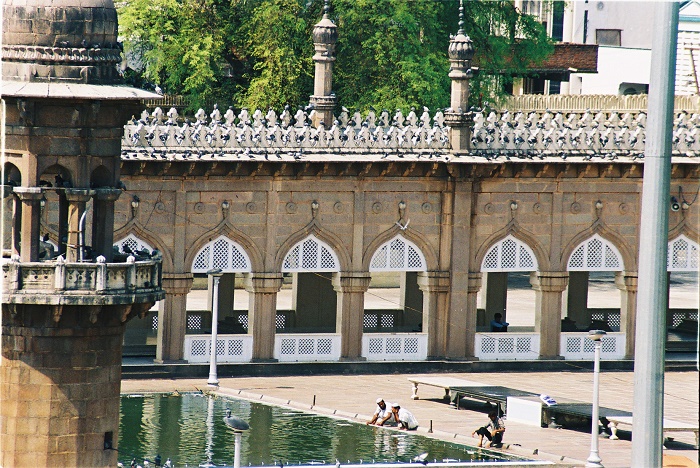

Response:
(596, 29), (622, 46)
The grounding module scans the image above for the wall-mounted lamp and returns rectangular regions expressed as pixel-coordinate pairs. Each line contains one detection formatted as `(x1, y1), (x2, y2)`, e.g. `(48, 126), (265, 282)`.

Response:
(670, 196), (680, 212)
(398, 201), (407, 210)
(595, 200), (603, 210)
(131, 195), (140, 218)
(510, 201), (518, 211)
(40, 196), (47, 209)
(221, 200), (230, 210)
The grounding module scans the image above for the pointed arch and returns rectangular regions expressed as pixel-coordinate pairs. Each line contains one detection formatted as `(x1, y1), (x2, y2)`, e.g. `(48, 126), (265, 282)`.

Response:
(274, 221), (350, 272)
(369, 235), (427, 272)
(191, 235), (252, 273)
(114, 233), (154, 255)
(480, 234), (539, 272)
(185, 221), (263, 273)
(281, 235), (340, 272)
(560, 223), (635, 272)
(567, 234), (624, 271)
(668, 235), (699, 272)
(363, 225), (439, 271)
(114, 222), (174, 271)
(473, 221), (547, 272)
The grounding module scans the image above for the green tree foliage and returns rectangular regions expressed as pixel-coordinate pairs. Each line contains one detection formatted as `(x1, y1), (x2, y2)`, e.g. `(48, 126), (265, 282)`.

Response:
(118, 0), (554, 112)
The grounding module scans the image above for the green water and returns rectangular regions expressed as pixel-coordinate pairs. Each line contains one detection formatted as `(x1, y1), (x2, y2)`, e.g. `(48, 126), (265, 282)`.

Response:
(119, 393), (521, 467)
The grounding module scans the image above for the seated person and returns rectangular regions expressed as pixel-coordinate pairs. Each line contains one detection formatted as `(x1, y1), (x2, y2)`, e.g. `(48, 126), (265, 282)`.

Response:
(490, 313), (509, 332)
(391, 403), (418, 430)
(367, 398), (395, 426)
(472, 411), (506, 448)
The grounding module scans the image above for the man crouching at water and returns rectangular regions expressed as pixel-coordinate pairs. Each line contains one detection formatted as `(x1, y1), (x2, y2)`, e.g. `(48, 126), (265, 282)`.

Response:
(367, 398), (394, 426)
(391, 403), (418, 430)
(472, 411), (506, 447)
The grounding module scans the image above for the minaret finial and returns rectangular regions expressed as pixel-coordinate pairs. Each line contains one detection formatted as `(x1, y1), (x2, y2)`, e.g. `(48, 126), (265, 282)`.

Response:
(458, 0), (465, 35)
(324, 0), (330, 18)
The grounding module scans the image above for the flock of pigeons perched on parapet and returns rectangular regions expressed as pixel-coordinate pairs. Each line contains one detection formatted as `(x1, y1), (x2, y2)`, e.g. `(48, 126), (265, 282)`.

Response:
(121, 105), (700, 162)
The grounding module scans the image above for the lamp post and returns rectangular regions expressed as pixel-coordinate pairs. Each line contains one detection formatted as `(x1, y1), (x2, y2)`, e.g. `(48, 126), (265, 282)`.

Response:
(586, 329), (606, 468)
(224, 409), (250, 468)
(207, 268), (223, 388)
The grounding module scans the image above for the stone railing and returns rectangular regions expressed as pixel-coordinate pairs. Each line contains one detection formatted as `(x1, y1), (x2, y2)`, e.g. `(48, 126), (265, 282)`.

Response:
(183, 334), (253, 363)
(122, 105), (700, 160)
(475, 332), (541, 360)
(274, 333), (341, 362)
(2, 256), (163, 304)
(501, 94), (700, 112)
(362, 333), (428, 361)
(560, 332), (626, 360)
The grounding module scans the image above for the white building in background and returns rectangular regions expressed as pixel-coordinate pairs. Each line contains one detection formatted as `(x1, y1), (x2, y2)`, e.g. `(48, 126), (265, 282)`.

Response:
(518, 0), (700, 96)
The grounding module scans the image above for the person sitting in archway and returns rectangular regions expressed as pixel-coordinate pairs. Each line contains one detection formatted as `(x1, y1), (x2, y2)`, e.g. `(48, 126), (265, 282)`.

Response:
(490, 313), (509, 332)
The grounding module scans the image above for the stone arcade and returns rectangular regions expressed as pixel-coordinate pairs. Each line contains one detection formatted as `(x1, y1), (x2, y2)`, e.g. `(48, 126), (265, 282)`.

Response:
(115, 6), (699, 365)
(1, 0), (164, 465)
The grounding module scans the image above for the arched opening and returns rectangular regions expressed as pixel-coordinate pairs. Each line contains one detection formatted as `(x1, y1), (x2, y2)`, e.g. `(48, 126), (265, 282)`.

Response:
(90, 165), (113, 188)
(189, 235), (253, 337)
(666, 235), (699, 353)
(281, 235), (340, 334)
(2, 162), (21, 257)
(367, 235), (427, 333)
(478, 235), (538, 332)
(564, 234), (624, 333)
(39, 164), (73, 256)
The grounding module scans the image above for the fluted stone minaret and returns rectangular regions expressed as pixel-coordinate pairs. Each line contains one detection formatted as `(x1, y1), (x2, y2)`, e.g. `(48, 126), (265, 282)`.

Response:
(1, 0), (163, 466)
(444, 0), (474, 152)
(309, 0), (338, 128)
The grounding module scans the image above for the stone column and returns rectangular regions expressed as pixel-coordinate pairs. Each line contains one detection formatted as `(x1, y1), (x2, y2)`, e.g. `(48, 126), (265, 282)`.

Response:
(615, 271), (638, 359)
(401, 272), (424, 327)
(417, 271), (451, 358)
(485, 272), (508, 324)
(13, 187), (43, 262)
(64, 189), (94, 262)
(155, 273), (193, 363)
(333, 273), (371, 360)
(246, 273), (283, 361)
(465, 272), (482, 359)
(566, 271), (589, 326)
(11, 193), (22, 257)
(309, 4), (338, 127)
(92, 189), (122, 261)
(531, 271), (569, 359)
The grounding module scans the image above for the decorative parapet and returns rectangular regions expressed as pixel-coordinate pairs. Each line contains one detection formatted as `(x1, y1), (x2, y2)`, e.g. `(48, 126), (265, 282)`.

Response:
(501, 94), (700, 113)
(122, 106), (700, 161)
(1, 256), (164, 306)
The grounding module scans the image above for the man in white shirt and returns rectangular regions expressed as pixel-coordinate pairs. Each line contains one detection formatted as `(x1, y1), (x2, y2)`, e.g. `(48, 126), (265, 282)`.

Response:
(391, 403), (418, 430)
(472, 411), (506, 447)
(367, 398), (394, 426)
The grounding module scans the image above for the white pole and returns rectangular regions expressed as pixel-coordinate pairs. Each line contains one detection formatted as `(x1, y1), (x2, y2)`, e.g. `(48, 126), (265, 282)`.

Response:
(632, 2), (678, 466)
(586, 338), (603, 468)
(233, 432), (242, 468)
(208, 270), (222, 388)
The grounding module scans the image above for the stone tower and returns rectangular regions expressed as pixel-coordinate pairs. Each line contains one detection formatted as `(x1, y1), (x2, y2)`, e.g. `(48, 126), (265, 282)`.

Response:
(309, 0), (338, 128)
(1, 0), (164, 466)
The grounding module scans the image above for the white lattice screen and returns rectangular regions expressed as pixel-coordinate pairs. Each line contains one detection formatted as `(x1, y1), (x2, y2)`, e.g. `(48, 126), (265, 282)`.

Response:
(282, 235), (340, 272)
(114, 234), (154, 255)
(369, 236), (427, 271)
(567, 234), (623, 271)
(192, 235), (252, 273)
(481, 235), (537, 272)
(668, 235), (699, 272)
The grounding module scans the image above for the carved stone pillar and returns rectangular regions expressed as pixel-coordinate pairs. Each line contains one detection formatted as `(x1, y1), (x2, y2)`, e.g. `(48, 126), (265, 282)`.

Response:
(64, 189), (94, 262)
(444, 4), (474, 152)
(417, 271), (451, 358)
(155, 273), (193, 363)
(246, 273), (283, 361)
(92, 188), (122, 261)
(465, 272), (483, 359)
(13, 187), (44, 262)
(615, 271), (638, 359)
(309, 3), (338, 127)
(332, 273), (371, 360)
(531, 271), (569, 359)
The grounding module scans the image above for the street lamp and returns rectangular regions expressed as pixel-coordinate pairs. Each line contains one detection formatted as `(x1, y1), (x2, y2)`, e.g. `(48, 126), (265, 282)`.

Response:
(224, 409), (250, 468)
(586, 329), (607, 468)
(207, 268), (223, 388)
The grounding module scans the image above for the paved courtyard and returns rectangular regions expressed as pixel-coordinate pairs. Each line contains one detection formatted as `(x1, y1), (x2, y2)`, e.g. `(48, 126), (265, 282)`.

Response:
(121, 370), (699, 467)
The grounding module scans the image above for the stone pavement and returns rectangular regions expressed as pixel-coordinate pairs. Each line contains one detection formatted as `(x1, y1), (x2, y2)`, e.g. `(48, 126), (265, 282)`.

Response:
(121, 370), (699, 468)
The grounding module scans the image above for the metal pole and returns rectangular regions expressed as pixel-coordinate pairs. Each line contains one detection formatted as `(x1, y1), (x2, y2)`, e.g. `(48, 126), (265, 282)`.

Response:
(233, 432), (242, 468)
(208, 269), (222, 388)
(586, 339), (603, 468)
(632, 2), (678, 466)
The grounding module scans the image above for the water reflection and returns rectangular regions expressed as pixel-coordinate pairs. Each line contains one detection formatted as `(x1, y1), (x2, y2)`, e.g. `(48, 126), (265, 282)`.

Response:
(119, 394), (519, 467)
